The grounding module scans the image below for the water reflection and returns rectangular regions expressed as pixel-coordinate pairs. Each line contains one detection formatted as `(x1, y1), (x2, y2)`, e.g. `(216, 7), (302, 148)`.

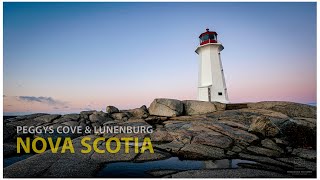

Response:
(96, 157), (257, 178)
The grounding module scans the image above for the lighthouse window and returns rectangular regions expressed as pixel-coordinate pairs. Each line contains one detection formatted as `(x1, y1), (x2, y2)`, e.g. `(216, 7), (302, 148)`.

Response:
(209, 34), (215, 40)
(218, 92), (223, 96)
(202, 34), (209, 41)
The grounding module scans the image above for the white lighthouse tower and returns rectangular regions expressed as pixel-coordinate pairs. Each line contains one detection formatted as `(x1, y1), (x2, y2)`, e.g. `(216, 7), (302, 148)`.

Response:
(195, 28), (229, 103)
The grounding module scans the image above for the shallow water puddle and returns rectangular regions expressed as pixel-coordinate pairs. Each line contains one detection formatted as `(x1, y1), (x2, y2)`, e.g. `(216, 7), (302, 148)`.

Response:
(95, 157), (257, 177)
(4, 154), (33, 168)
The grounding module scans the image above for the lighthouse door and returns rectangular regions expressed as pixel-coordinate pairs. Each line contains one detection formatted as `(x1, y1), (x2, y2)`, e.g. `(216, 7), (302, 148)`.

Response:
(208, 87), (211, 102)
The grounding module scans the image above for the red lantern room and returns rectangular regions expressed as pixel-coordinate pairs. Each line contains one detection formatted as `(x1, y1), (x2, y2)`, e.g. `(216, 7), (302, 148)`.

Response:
(199, 28), (218, 45)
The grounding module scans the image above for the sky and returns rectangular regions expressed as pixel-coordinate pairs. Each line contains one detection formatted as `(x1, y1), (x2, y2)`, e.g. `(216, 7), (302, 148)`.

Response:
(3, 2), (317, 115)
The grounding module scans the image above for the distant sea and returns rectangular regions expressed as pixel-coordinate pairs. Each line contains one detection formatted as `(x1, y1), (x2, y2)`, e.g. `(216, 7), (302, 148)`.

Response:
(308, 103), (317, 106)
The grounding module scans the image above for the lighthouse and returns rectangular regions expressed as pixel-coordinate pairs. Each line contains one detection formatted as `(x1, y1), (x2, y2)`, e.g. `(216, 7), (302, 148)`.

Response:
(195, 28), (229, 103)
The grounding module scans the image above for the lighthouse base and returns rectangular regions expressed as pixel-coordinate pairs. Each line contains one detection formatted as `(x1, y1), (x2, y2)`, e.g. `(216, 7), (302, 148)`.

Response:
(198, 86), (229, 104)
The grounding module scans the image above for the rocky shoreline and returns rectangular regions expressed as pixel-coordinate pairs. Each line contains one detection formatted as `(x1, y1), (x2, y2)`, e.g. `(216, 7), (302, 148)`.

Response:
(3, 99), (317, 178)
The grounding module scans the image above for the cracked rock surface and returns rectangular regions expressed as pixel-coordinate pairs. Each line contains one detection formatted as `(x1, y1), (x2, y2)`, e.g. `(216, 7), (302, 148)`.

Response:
(3, 99), (316, 178)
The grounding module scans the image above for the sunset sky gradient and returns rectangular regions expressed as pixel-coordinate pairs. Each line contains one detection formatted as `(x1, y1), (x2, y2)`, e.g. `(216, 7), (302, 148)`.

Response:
(3, 2), (317, 115)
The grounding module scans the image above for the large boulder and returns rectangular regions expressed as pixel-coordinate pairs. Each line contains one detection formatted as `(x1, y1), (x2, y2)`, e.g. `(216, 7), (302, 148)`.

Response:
(89, 111), (109, 123)
(106, 106), (119, 114)
(183, 100), (217, 115)
(148, 98), (184, 117)
(248, 101), (316, 118)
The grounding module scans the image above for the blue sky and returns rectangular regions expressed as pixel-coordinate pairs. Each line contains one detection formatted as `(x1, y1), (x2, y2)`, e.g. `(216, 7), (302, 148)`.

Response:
(3, 2), (317, 115)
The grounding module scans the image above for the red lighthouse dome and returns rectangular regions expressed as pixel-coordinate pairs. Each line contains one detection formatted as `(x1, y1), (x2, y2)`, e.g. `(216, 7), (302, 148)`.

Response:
(199, 28), (218, 45)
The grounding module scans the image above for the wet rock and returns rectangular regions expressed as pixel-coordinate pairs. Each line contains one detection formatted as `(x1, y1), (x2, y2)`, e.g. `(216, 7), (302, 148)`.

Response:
(261, 139), (284, 153)
(247, 101), (316, 118)
(177, 144), (225, 160)
(192, 133), (233, 149)
(248, 116), (279, 137)
(148, 98), (184, 117)
(170, 169), (290, 178)
(183, 100), (217, 115)
(291, 148), (316, 161)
